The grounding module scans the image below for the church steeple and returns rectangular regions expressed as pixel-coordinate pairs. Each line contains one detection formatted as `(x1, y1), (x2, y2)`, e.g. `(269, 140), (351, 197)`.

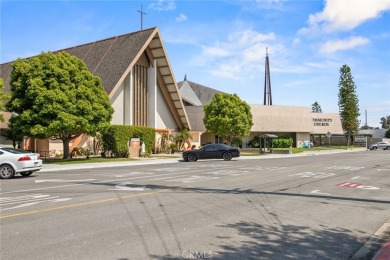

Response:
(263, 48), (272, 105)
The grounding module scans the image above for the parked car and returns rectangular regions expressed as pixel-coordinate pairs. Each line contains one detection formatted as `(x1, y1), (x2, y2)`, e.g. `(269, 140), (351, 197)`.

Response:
(0, 147), (42, 179)
(369, 142), (390, 150)
(182, 144), (240, 162)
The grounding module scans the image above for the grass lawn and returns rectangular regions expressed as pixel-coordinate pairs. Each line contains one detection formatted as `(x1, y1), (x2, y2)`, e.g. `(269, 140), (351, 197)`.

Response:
(43, 157), (137, 165)
(43, 154), (182, 164)
(242, 146), (359, 155)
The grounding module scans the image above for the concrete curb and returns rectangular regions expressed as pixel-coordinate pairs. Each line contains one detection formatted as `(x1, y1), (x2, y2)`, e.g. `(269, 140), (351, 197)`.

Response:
(351, 222), (390, 259)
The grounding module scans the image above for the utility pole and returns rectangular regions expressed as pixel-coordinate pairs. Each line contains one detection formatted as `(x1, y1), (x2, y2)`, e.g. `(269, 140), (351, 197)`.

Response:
(137, 5), (147, 30)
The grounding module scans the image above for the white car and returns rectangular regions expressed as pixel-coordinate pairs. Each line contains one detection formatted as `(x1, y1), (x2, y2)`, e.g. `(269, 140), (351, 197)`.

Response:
(369, 142), (390, 150)
(0, 147), (43, 179)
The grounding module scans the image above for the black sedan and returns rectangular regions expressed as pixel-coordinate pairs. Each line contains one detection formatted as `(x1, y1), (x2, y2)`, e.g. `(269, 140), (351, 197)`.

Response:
(182, 144), (240, 162)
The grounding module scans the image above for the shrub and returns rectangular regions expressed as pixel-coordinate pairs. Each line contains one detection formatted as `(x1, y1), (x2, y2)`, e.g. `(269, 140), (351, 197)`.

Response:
(230, 137), (242, 148)
(101, 125), (155, 157)
(272, 137), (293, 148)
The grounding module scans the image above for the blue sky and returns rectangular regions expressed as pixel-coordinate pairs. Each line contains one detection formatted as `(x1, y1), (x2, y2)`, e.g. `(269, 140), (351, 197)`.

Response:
(1, 0), (389, 128)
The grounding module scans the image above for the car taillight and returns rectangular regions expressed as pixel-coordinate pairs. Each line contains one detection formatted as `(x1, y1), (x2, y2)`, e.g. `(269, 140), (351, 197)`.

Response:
(18, 157), (31, 161)
(37, 155), (41, 160)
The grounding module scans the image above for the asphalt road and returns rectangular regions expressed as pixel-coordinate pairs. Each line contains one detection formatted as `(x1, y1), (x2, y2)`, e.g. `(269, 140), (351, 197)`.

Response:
(1, 150), (389, 260)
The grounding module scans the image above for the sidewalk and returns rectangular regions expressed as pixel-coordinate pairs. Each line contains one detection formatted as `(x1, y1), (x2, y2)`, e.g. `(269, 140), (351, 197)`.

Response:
(40, 147), (367, 172)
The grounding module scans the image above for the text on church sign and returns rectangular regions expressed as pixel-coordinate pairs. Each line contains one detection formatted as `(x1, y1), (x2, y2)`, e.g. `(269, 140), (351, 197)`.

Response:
(313, 118), (332, 126)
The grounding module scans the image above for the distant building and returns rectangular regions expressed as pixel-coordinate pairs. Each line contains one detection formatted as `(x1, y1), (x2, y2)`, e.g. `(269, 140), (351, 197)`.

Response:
(358, 129), (386, 138)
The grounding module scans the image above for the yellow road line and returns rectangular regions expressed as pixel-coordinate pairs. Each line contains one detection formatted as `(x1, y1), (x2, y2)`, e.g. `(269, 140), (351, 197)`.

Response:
(0, 190), (169, 219)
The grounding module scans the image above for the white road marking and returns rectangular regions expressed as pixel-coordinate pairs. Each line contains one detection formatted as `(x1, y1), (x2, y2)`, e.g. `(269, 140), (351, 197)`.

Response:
(110, 182), (146, 191)
(35, 179), (96, 183)
(150, 176), (187, 181)
(310, 190), (331, 195)
(289, 172), (335, 178)
(327, 166), (364, 171)
(0, 194), (72, 210)
(351, 176), (370, 180)
(167, 176), (219, 183)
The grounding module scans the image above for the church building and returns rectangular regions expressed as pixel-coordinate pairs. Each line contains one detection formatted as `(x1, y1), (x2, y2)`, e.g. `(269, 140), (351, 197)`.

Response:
(0, 27), (192, 152)
(1, 27), (343, 152)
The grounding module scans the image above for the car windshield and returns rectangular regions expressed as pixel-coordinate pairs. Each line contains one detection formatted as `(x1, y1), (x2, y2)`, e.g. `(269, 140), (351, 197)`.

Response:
(0, 147), (31, 154)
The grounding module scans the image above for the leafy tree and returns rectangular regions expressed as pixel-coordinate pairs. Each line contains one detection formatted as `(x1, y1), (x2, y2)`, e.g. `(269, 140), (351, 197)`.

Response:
(385, 128), (390, 138)
(1, 116), (24, 148)
(6, 51), (114, 159)
(380, 115), (390, 129)
(174, 129), (192, 151)
(337, 64), (360, 147)
(311, 101), (322, 113)
(203, 93), (253, 143)
(360, 124), (372, 130)
(0, 78), (8, 122)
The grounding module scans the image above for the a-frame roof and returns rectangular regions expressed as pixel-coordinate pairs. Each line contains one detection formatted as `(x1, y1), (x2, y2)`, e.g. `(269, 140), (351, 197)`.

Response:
(178, 80), (202, 106)
(0, 27), (190, 130)
(177, 79), (225, 105)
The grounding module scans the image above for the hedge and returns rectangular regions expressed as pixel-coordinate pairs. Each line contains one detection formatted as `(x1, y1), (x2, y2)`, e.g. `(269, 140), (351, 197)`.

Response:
(272, 137), (293, 148)
(102, 125), (155, 157)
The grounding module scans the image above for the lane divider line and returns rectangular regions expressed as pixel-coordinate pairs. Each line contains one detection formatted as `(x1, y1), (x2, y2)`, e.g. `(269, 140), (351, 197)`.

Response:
(0, 189), (169, 219)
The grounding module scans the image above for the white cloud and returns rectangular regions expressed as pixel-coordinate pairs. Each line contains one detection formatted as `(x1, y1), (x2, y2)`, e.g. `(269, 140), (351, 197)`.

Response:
(191, 29), (277, 80)
(202, 46), (230, 57)
(292, 38), (301, 45)
(320, 36), (370, 54)
(148, 0), (176, 11)
(176, 13), (187, 22)
(300, 0), (390, 34)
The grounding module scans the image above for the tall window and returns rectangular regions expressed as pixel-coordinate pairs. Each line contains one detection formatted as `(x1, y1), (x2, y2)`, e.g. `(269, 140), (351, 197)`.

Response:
(132, 65), (148, 126)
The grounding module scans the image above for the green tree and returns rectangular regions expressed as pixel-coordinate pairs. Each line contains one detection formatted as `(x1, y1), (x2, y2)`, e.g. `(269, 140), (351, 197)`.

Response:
(311, 101), (322, 113)
(174, 129), (192, 151)
(1, 116), (24, 148)
(203, 93), (253, 143)
(6, 51), (114, 159)
(385, 128), (390, 138)
(360, 124), (372, 130)
(0, 78), (8, 122)
(380, 115), (390, 129)
(337, 64), (360, 147)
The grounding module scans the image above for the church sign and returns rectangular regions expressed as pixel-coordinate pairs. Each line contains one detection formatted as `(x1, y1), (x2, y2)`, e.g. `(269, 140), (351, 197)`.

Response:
(313, 118), (332, 126)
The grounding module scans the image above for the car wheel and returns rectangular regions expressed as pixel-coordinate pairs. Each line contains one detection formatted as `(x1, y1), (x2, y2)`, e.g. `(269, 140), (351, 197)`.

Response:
(223, 152), (232, 161)
(187, 153), (197, 162)
(20, 171), (33, 177)
(372, 146), (377, 150)
(0, 164), (15, 179)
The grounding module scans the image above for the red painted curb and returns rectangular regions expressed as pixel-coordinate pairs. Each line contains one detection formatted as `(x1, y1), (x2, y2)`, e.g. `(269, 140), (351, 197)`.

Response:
(373, 240), (390, 260)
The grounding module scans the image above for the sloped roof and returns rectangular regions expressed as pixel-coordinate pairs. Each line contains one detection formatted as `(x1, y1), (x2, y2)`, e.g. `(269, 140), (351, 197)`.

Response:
(0, 27), (190, 129)
(183, 106), (206, 132)
(178, 80), (202, 106)
(177, 80), (225, 105)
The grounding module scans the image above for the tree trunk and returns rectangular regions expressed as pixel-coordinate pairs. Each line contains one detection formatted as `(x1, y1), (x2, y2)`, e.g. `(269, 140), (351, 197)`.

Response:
(62, 138), (71, 159)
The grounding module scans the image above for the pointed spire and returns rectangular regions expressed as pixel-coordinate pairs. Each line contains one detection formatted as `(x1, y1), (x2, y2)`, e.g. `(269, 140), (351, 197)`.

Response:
(184, 74), (187, 81)
(263, 47), (272, 105)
